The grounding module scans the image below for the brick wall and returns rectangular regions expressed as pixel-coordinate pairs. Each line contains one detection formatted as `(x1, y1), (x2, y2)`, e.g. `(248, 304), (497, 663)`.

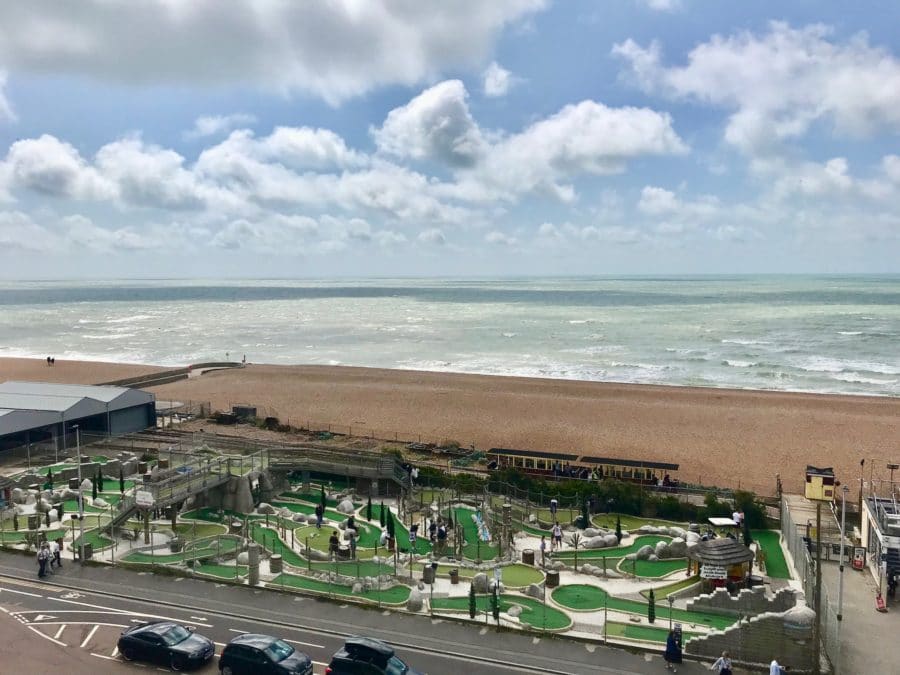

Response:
(687, 586), (798, 617)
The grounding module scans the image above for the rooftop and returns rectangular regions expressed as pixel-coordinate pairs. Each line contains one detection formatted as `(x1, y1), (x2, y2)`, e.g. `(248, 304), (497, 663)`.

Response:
(687, 538), (755, 566)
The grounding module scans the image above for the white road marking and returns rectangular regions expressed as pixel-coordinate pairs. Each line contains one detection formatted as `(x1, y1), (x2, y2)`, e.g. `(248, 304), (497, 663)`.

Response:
(51, 597), (214, 627)
(54, 624), (67, 639)
(26, 624), (66, 647)
(284, 637), (325, 649)
(111, 647), (120, 658)
(228, 629), (247, 634)
(190, 615), (207, 621)
(33, 613), (58, 621)
(80, 625), (100, 648)
(0, 587), (42, 598)
(31, 622), (129, 628)
(91, 653), (118, 661)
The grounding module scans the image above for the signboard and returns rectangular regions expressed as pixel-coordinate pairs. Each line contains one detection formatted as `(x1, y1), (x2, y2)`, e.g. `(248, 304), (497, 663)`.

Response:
(852, 547), (866, 570)
(884, 535), (900, 548)
(135, 490), (155, 508)
(701, 564), (728, 579)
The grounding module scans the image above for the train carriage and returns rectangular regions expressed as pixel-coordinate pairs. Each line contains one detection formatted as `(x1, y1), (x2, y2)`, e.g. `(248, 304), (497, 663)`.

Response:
(487, 447), (678, 485)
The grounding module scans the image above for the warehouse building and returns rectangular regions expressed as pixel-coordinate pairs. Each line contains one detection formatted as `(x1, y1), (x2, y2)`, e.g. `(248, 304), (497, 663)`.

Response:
(0, 381), (156, 453)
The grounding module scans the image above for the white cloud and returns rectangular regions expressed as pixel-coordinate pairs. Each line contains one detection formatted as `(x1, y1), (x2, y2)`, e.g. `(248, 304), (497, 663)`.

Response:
(883, 155), (900, 184)
(373, 80), (486, 167)
(95, 137), (209, 210)
(61, 214), (161, 252)
(613, 22), (900, 155)
(5, 135), (115, 200)
(482, 61), (515, 97)
(0, 71), (15, 122)
(637, 185), (719, 219)
(418, 228), (446, 245)
(485, 230), (517, 246)
(0, 1), (547, 105)
(636, 0), (683, 12)
(0, 211), (55, 250)
(185, 113), (257, 139)
(465, 99), (687, 201)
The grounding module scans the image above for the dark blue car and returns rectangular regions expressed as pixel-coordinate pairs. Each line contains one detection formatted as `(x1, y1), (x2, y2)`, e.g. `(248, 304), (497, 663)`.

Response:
(118, 621), (214, 671)
(220, 633), (313, 675)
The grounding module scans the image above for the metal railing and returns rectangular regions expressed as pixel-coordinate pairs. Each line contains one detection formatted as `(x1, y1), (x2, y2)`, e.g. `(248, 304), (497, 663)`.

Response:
(781, 495), (839, 672)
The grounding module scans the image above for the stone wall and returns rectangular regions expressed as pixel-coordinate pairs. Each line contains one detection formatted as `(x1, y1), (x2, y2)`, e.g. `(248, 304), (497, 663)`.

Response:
(686, 586), (798, 617)
(684, 604), (816, 673)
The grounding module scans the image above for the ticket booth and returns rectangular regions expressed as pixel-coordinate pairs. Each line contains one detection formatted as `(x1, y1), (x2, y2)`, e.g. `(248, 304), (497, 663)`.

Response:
(805, 466), (835, 502)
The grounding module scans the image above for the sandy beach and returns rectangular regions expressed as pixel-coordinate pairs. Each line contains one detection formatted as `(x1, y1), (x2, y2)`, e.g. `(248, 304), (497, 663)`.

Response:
(3, 357), (898, 495)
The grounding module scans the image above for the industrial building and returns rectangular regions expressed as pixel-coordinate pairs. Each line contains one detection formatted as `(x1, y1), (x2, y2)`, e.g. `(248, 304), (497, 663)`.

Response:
(0, 381), (156, 453)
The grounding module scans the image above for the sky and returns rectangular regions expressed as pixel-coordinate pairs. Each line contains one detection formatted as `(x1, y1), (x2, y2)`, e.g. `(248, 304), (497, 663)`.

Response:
(0, 0), (899, 279)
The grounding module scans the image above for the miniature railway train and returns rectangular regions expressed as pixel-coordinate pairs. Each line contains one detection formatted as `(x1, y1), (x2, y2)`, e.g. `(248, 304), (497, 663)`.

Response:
(486, 447), (679, 484)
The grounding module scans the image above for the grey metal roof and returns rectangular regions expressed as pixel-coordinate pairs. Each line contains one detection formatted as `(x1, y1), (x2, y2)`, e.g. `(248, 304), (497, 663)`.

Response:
(0, 392), (85, 412)
(0, 381), (131, 403)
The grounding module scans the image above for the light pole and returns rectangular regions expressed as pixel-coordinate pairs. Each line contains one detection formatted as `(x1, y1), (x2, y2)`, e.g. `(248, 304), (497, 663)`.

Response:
(74, 425), (85, 563)
(858, 459), (865, 526)
(668, 595), (674, 632)
(837, 484), (849, 675)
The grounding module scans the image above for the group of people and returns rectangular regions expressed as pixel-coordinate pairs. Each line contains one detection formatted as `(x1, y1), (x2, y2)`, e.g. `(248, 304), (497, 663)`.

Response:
(36, 539), (62, 577)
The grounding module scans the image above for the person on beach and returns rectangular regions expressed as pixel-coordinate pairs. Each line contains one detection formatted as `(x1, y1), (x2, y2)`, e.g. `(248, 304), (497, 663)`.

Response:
(664, 630), (682, 671)
(552, 522), (563, 550)
(709, 651), (732, 674)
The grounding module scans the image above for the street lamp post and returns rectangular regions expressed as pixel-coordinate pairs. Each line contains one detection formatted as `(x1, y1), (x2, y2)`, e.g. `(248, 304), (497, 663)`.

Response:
(74, 425), (85, 563)
(668, 596), (674, 632)
(837, 484), (849, 675)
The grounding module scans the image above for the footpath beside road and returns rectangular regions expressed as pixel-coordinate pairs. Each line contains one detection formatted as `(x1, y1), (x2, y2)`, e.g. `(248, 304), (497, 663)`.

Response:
(821, 558), (900, 675)
(0, 551), (738, 674)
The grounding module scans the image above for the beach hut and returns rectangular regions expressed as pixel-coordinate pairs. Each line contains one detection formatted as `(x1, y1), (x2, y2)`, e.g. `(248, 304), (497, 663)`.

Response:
(688, 538), (755, 592)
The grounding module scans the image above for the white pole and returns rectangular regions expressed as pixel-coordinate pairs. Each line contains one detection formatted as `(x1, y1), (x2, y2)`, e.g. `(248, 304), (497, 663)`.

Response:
(837, 485), (848, 674)
(75, 425), (85, 563)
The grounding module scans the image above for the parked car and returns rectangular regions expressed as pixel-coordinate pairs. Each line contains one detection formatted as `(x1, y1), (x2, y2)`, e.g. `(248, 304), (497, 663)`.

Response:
(117, 621), (214, 671)
(325, 637), (422, 675)
(220, 633), (313, 675)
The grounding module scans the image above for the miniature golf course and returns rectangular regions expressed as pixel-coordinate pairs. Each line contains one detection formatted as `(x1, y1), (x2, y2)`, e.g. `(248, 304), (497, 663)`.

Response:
(430, 594), (571, 630)
(752, 529), (790, 579)
(271, 573), (411, 604)
(606, 621), (701, 644)
(551, 584), (736, 630)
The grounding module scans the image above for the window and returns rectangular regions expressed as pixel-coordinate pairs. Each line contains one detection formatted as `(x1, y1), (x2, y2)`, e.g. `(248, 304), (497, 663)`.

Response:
(162, 625), (190, 646)
(386, 655), (408, 675)
(264, 639), (294, 663)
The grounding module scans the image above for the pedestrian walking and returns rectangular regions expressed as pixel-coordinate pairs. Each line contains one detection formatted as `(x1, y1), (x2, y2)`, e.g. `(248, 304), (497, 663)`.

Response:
(315, 503), (323, 529)
(37, 543), (50, 578)
(349, 531), (357, 559)
(769, 659), (787, 674)
(549, 498), (558, 517)
(49, 539), (61, 569)
(552, 521), (563, 550)
(54, 538), (63, 568)
(664, 630), (682, 672)
(540, 535), (547, 566)
(709, 651), (732, 675)
(328, 531), (340, 559)
(429, 519), (437, 543)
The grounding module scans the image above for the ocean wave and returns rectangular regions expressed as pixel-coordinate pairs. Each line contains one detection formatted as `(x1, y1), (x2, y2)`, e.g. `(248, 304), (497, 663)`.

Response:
(721, 338), (772, 346)
(796, 356), (900, 375)
(829, 372), (898, 385)
(837, 331), (863, 336)
(567, 319), (593, 324)
(106, 314), (155, 324)
(722, 359), (758, 368)
(501, 332), (517, 338)
(82, 333), (135, 340)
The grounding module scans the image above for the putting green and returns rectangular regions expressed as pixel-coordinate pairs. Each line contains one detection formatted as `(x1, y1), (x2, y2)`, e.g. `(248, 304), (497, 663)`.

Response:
(410, 563), (543, 587)
(606, 621), (700, 644)
(551, 584), (735, 630)
(752, 530), (790, 579)
(431, 594), (571, 630)
(552, 535), (668, 560)
(271, 573), (410, 604)
(640, 576), (700, 599)
(623, 558), (688, 578)
(194, 563), (248, 579)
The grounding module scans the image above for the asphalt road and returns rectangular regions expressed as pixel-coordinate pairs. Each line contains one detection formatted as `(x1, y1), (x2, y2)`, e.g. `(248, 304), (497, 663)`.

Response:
(0, 551), (711, 674)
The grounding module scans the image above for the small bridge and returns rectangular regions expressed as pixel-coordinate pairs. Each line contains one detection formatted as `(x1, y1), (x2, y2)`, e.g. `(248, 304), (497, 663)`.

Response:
(268, 446), (411, 492)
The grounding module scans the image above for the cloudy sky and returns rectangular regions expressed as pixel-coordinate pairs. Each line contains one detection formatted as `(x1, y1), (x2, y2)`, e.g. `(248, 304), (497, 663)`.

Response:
(0, 0), (899, 278)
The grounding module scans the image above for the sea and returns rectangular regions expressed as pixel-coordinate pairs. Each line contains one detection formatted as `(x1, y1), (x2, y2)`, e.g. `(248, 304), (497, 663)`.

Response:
(1, 275), (899, 397)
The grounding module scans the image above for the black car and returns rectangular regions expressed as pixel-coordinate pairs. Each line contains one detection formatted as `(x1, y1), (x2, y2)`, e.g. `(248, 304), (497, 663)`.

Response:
(325, 637), (423, 675)
(220, 633), (313, 675)
(117, 621), (214, 671)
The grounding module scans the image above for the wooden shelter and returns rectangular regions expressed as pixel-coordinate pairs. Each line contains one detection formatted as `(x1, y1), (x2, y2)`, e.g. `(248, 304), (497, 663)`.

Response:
(688, 538), (755, 590)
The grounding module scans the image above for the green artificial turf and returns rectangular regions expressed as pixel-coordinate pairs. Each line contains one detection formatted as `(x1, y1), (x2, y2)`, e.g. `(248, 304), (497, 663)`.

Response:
(752, 530), (791, 579)
(270, 573), (411, 604)
(430, 594), (571, 630)
(551, 584), (735, 630)
(551, 535), (668, 560)
(174, 522), (228, 540)
(623, 558), (689, 578)
(605, 621), (700, 644)
(640, 576), (701, 599)
(121, 536), (239, 564)
(411, 563), (543, 587)
(591, 514), (688, 531)
(453, 507), (499, 560)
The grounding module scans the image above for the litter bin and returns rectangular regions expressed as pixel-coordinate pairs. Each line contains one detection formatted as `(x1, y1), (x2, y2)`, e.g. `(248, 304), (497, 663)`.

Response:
(545, 570), (560, 588)
(449, 568), (459, 585)
(169, 538), (184, 553)
(81, 542), (93, 561)
(68, 477), (80, 490)
(270, 554), (283, 573)
(423, 566), (435, 584)
(522, 549), (535, 566)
